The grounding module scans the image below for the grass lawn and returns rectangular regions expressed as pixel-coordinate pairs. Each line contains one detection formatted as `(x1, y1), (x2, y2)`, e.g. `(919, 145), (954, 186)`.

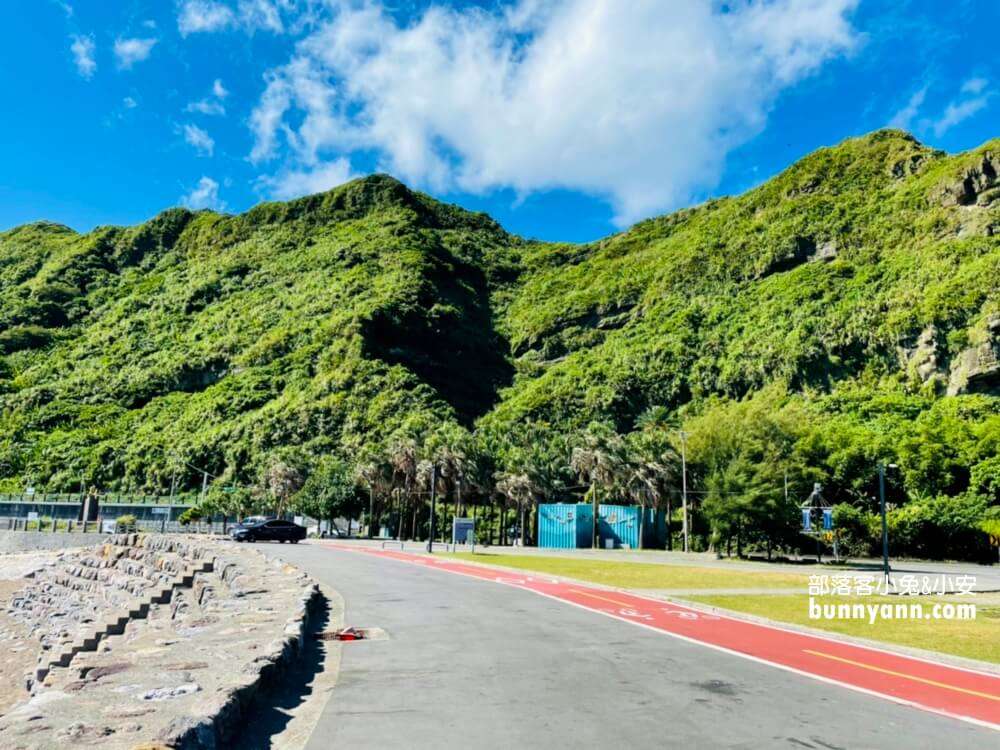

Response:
(686, 594), (1000, 664)
(448, 553), (806, 589)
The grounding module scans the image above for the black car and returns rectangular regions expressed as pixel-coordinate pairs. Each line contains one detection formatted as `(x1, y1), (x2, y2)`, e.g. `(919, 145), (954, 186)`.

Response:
(229, 518), (307, 543)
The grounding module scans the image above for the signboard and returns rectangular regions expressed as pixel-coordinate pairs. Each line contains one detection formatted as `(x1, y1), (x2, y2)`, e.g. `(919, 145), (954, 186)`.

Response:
(452, 517), (475, 544)
(151, 507), (169, 515)
(102, 519), (117, 533)
(27, 511), (39, 522)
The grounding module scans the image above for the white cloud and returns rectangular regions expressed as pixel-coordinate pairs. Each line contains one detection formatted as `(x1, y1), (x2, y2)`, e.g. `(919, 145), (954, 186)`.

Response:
(186, 78), (229, 116)
(181, 176), (226, 210)
(178, 0), (237, 35)
(177, 0), (300, 36)
(249, 0), (860, 225)
(70, 34), (96, 79)
(932, 94), (992, 137)
(962, 78), (988, 95)
(182, 123), (216, 155)
(186, 99), (226, 115)
(123, 96), (138, 109)
(888, 87), (927, 130)
(114, 37), (157, 69)
(927, 78), (994, 137)
(238, 0), (284, 33)
(257, 157), (357, 200)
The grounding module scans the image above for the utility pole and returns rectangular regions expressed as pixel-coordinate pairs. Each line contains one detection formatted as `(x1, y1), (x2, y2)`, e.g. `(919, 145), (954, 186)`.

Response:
(680, 431), (689, 553)
(368, 484), (375, 538)
(166, 470), (177, 534)
(427, 464), (437, 554)
(879, 463), (896, 587)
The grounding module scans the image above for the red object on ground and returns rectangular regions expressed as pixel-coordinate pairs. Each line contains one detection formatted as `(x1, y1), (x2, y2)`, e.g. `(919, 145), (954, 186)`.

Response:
(335, 627), (364, 641)
(324, 543), (1000, 731)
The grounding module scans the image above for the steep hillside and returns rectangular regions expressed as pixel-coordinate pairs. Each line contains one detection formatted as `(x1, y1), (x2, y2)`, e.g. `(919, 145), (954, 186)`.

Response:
(487, 130), (1000, 432)
(3, 130), (1000, 524)
(0, 175), (521, 491)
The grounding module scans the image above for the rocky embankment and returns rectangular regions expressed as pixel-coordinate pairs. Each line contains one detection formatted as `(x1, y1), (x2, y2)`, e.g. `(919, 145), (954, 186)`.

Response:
(0, 534), (321, 749)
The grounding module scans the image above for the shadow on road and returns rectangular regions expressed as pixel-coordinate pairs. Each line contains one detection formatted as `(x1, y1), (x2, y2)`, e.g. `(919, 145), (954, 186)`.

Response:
(231, 596), (332, 749)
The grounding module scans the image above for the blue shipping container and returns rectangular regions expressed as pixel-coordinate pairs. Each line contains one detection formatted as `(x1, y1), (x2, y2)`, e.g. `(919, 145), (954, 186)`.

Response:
(538, 504), (593, 548)
(599, 504), (667, 549)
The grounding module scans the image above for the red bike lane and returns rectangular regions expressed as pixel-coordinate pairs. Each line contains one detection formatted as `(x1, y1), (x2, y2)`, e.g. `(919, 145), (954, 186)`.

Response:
(325, 544), (1000, 731)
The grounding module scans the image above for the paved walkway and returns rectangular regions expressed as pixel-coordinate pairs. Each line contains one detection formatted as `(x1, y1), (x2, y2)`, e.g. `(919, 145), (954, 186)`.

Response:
(259, 542), (998, 749)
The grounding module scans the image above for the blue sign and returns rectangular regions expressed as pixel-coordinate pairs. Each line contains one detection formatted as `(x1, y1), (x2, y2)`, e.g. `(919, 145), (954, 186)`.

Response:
(822, 508), (833, 530)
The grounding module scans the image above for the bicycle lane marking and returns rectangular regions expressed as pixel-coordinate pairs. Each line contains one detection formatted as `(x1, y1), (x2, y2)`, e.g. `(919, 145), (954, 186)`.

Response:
(323, 545), (1000, 731)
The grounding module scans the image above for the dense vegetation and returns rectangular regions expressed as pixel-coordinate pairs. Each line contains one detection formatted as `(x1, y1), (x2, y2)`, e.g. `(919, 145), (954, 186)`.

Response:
(3, 131), (1000, 561)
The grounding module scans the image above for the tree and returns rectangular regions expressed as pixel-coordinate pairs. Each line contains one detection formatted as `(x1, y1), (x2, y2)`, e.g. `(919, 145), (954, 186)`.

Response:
(260, 459), (304, 516)
(495, 472), (535, 546)
(294, 456), (358, 532)
(627, 416), (681, 549)
(570, 422), (626, 548)
(388, 437), (419, 540)
(355, 457), (393, 537)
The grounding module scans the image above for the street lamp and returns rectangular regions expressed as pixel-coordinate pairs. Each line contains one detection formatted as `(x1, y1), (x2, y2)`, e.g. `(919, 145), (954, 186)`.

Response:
(878, 463), (898, 587)
(680, 431), (689, 553)
(427, 464), (438, 554)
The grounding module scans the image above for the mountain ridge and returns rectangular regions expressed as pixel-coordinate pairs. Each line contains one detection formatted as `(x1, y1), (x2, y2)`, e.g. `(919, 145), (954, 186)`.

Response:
(2, 129), (1000, 554)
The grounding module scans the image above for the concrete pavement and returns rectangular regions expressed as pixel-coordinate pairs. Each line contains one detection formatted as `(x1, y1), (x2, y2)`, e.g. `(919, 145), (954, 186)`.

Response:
(260, 542), (997, 749)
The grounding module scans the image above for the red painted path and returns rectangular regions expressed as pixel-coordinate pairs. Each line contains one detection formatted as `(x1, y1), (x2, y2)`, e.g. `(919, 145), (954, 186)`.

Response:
(323, 544), (1000, 731)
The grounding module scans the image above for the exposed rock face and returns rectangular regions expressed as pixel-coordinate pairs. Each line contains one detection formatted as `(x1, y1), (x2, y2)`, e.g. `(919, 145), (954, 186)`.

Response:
(948, 314), (1000, 395)
(901, 324), (948, 391)
(934, 152), (1000, 207)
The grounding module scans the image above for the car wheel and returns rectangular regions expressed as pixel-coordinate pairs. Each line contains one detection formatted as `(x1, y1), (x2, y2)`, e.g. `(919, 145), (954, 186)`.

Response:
(280, 539), (287, 544)
(247, 534), (256, 543)
(292, 539), (299, 544)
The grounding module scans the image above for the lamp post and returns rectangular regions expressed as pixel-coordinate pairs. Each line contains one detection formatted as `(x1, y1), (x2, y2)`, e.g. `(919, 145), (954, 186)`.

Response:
(680, 431), (689, 553)
(878, 462), (898, 587)
(427, 464), (438, 554)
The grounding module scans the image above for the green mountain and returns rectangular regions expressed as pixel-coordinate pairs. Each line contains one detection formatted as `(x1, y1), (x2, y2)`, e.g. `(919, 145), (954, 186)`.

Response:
(3, 130), (1000, 557)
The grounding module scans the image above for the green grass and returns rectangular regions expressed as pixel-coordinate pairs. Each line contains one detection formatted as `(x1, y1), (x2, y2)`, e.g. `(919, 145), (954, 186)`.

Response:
(449, 553), (806, 589)
(687, 593), (1000, 664)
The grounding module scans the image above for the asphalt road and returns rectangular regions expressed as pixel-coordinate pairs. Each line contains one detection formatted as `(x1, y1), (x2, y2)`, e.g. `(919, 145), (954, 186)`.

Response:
(260, 543), (996, 750)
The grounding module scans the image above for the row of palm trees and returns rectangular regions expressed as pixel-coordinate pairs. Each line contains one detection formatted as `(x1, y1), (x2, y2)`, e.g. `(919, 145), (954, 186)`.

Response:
(351, 415), (688, 549)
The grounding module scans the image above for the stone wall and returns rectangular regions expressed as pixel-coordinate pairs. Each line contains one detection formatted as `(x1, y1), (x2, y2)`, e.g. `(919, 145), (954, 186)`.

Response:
(0, 534), (321, 749)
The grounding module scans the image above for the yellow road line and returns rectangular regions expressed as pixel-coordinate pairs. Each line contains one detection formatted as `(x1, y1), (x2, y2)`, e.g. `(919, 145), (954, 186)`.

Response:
(803, 650), (1000, 703)
(567, 588), (636, 608)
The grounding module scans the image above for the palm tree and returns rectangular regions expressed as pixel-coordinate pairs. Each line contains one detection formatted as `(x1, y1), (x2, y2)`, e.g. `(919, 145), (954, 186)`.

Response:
(355, 458), (392, 537)
(495, 472), (535, 546)
(389, 438), (418, 539)
(631, 408), (683, 549)
(570, 423), (625, 548)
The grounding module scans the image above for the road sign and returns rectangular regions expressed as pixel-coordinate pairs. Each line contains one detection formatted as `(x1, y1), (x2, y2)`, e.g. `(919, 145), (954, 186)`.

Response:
(151, 507), (169, 515)
(27, 511), (39, 521)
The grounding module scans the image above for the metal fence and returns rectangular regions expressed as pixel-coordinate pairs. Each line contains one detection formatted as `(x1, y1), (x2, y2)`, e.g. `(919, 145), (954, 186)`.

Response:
(0, 492), (198, 506)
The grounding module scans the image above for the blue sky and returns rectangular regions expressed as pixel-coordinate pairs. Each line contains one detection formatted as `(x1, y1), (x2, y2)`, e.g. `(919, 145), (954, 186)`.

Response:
(0, 0), (997, 242)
